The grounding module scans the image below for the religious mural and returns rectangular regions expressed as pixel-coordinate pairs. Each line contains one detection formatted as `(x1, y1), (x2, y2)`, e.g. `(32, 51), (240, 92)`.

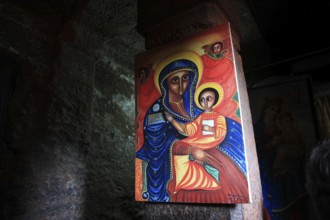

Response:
(135, 22), (251, 204)
(248, 77), (316, 219)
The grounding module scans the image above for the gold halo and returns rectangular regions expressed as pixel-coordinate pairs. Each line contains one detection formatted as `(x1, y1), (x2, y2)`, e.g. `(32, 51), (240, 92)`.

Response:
(194, 82), (224, 109)
(154, 50), (203, 93)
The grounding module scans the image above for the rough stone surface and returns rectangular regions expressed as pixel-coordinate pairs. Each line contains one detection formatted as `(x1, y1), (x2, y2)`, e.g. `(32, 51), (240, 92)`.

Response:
(1, 0), (146, 219)
(145, 203), (231, 220)
(234, 50), (263, 220)
(138, 0), (239, 49)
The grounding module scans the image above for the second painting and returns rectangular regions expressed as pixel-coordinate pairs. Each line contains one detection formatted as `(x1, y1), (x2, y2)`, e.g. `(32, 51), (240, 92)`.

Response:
(135, 22), (251, 204)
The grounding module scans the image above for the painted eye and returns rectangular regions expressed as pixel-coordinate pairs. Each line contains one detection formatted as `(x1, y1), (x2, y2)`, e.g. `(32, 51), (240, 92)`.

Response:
(182, 74), (189, 81)
(171, 76), (179, 83)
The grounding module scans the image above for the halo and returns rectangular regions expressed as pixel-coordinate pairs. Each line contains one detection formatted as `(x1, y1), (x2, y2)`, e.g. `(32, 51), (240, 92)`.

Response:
(194, 82), (224, 109)
(154, 50), (203, 93)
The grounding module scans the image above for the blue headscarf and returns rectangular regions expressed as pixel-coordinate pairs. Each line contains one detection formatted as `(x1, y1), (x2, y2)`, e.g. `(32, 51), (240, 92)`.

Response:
(159, 59), (202, 122)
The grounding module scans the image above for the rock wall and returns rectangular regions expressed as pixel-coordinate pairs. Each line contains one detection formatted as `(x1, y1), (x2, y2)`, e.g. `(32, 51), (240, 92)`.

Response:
(1, 0), (146, 219)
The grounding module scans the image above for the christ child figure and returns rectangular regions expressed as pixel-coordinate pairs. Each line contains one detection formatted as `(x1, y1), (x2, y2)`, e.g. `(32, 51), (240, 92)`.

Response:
(165, 83), (227, 193)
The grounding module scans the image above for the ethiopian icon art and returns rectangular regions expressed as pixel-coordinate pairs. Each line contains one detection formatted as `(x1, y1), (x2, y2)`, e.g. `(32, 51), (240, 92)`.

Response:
(135, 22), (251, 204)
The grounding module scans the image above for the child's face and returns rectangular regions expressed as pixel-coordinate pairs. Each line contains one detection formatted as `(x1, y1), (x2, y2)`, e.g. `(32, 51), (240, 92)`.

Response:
(199, 91), (215, 111)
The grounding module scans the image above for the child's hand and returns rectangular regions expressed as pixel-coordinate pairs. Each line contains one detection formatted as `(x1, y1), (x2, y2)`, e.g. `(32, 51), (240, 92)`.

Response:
(202, 125), (214, 133)
(203, 125), (209, 131)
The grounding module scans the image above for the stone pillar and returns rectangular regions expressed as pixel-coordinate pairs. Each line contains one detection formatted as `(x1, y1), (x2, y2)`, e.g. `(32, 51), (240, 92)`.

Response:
(137, 1), (263, 219)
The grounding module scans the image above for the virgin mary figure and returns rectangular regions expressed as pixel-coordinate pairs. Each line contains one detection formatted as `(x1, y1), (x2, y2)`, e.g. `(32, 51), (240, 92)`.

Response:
(136, 51), (204, 202)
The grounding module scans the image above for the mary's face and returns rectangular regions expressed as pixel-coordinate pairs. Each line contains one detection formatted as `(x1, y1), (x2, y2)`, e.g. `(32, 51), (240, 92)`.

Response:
(166, 70), (190, 96)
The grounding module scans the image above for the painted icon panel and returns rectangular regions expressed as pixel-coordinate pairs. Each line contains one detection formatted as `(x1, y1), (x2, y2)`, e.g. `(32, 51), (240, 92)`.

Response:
(135, 22), (251, 204)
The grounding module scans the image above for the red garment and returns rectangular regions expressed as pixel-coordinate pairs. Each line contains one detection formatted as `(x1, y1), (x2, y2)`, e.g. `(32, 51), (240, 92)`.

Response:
(182, 111), (226, 149)
(169, 111), (248, 203)
(172, 155), (222, 194)
(169, 148), (249, 203)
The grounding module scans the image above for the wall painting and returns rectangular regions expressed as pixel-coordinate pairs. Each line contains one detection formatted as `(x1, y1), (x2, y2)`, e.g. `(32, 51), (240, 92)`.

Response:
(248, 77), (315, 219)
(135, 22), (251, 204)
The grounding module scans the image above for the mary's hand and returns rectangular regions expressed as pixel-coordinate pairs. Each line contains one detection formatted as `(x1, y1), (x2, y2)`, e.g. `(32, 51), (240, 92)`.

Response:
(164, 112), (173, 122)
(190, 147), (221, 167)
(191, 147), (207, 165)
